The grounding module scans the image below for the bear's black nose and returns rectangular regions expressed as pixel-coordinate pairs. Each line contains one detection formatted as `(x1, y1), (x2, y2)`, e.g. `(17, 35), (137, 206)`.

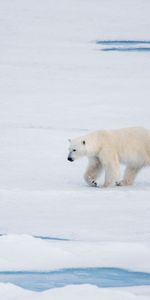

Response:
(68, 157), (74, 162)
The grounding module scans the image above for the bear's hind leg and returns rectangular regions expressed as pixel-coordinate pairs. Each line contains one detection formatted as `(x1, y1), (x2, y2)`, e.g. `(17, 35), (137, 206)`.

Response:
(84, 157), (102, 187)
(117, 165), (142, 186)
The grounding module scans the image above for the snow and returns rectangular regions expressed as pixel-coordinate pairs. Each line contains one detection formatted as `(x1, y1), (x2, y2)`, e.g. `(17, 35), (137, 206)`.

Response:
(0, 284), (150, 300)
(0, 189), (150, 244)
(0, 0), (150, 298)
(0, 235), (150, 272)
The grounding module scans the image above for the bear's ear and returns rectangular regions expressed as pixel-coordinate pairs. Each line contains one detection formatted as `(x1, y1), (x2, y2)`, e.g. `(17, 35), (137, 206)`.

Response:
(82, 140), (86, 145)
(68, 139), (71, 143)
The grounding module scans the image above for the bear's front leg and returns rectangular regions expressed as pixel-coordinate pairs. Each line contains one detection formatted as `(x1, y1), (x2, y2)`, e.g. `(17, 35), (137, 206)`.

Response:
(102, 161), (119, 188)
(116, 166), (142, 186)
(84, 173), (98, 187)
(84, 157), (102, 187)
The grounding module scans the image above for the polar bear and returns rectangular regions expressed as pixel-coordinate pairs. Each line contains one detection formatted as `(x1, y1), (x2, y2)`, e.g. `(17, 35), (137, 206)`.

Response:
(67, 127), (150, 188)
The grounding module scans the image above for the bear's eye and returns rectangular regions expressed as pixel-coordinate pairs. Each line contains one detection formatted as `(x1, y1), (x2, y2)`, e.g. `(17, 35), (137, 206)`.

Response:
(73, 149), (76, 152)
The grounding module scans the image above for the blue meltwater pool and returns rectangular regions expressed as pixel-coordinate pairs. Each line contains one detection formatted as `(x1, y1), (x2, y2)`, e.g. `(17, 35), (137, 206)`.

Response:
(96, 40), (150, 52)
(0, 268), (150, 292)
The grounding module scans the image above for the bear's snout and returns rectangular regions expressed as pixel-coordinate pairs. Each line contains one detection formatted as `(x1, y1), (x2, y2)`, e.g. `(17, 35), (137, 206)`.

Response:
(68, 156), (74, 162)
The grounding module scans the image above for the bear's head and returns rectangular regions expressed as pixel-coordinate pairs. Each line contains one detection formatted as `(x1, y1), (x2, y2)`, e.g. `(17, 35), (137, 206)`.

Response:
(67, 138), (86, 162)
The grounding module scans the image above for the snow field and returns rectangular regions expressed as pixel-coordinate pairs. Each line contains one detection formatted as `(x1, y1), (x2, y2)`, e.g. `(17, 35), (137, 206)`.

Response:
(0, 0), (150, 298)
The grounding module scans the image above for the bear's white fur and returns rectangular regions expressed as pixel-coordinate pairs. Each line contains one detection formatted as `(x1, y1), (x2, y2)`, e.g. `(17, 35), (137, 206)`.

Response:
(68, 127), (150, 187)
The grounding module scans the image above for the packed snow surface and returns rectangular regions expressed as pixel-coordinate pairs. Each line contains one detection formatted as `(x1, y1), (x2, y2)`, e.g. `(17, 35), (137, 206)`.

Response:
(0, 0), (150, 298)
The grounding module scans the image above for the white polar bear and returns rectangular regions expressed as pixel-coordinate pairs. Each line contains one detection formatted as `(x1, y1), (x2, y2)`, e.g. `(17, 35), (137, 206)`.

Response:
(67, 127), (150, 188)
